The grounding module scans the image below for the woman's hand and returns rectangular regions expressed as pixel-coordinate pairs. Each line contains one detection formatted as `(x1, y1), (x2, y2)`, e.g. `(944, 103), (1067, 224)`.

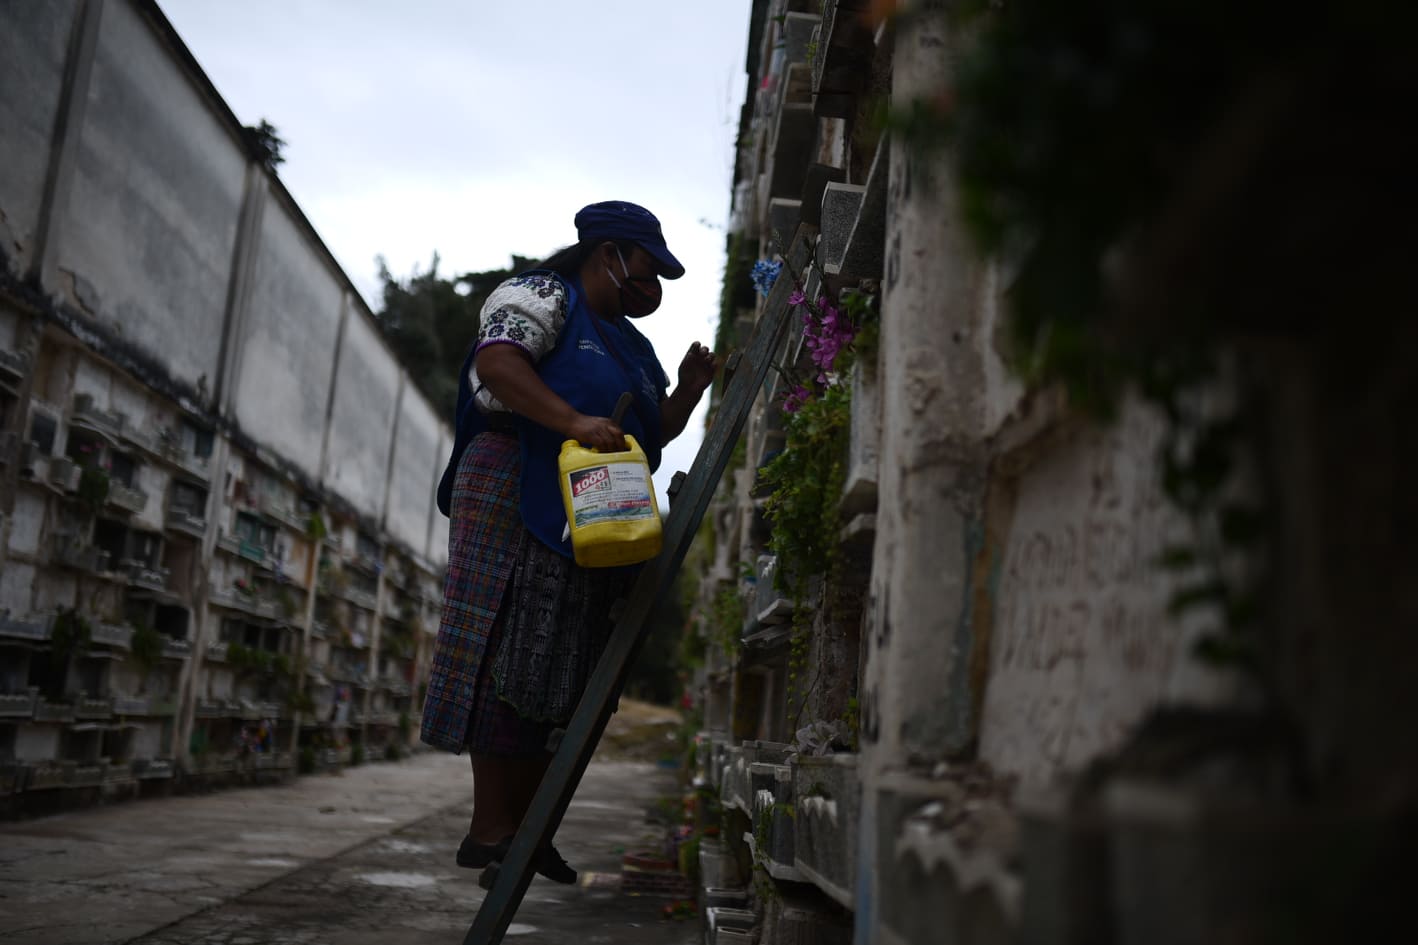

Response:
(478, 344), (626, 450)
(566, 413), (627, 452)
(677, 342), (718, 396)
(660, 342), (720, 445)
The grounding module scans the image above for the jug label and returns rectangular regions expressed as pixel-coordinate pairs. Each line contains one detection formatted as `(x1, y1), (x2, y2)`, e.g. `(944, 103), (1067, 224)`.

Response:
(568, 461), (655, 526)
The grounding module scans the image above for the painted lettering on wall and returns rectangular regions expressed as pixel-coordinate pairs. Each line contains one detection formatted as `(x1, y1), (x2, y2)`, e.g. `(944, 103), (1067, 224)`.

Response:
(979, 404), (1197, 787)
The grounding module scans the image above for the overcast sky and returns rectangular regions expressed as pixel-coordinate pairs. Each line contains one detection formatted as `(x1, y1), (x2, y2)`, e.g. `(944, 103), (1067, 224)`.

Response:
(159, 0), (755, 503)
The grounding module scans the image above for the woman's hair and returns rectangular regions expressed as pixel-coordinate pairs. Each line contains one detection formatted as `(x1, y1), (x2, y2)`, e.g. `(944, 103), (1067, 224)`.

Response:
(529, 239), (639, 278)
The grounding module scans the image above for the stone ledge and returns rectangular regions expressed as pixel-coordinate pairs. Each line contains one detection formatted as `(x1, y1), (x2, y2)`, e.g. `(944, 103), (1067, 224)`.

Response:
(794, 753), (859, 910)
(874, 767), (1021, 945)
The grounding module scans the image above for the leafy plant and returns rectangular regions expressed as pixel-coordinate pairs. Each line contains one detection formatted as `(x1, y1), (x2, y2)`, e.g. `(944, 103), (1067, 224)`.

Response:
(129, 619), (163, 687)
(708, 583), (745, 659)
(227, 642), (279, 676)
(841, 696), (861, 751)
(276, 585), (299, 619)
(50, 608), (91, 664)
(884, 1), (1310, 683)
(77, 464), (110, 516)
(243, 118), (286, 171)
(760, 384), (851, 584)
(48, 608), (91, 698)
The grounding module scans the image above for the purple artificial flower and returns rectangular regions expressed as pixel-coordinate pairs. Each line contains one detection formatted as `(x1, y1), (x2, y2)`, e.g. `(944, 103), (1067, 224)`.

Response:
(782, 384), (811, 414)
(788, 289), (807, 307)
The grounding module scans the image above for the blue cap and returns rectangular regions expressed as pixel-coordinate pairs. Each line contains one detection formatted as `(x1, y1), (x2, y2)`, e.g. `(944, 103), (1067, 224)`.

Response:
(574, 201), (685, 279)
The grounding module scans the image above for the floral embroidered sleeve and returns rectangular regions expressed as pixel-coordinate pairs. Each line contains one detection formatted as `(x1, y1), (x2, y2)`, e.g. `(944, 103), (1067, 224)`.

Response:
(470, 274), (568, 413)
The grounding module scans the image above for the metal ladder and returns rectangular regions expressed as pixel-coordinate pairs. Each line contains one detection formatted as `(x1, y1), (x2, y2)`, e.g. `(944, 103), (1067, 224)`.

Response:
(464, 223), (816, 945)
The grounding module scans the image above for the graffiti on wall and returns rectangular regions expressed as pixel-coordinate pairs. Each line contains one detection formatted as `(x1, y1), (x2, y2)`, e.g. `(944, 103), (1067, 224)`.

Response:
(978, 402), (1206, 787)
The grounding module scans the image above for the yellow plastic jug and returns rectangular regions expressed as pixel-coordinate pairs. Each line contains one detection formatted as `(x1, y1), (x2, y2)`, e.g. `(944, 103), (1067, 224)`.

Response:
(558, 435), (663, 567)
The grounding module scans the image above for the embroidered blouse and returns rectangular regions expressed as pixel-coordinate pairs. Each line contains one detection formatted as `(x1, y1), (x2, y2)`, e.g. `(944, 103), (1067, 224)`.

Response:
(470, 273), (570, 413)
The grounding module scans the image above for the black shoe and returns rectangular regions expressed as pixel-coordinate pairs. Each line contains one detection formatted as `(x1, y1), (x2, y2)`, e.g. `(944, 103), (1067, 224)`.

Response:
(456, 834), (510, 869)
(535, 845), (577, 885)
(469, 841), (576, 886)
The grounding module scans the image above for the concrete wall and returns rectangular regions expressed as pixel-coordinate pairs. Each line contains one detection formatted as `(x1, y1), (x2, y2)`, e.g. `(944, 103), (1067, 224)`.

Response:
(0, 560), (38, 615)
(54, 0), (245, 396)
(324, 307), (401, 515)
(0, 0), (76, 274)
(978, 402), (1224, 788)
(385, 391), (442, 555)
(14, 727), (58, 764)
(233, 196), (344, 479)
(697, 3), (1260, 944)
(0, 0), (453, 793)
(0, 0), (452, 561)
(429, 434), (451, 565)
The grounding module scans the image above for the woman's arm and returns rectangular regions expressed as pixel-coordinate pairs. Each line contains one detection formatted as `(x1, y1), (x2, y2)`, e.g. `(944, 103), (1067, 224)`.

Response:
(476, 344), (627, 452)
(660, 341), (718, 444)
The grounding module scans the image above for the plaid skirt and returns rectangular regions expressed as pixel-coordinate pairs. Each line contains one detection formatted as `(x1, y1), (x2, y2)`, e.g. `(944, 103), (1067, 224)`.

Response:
(419, 432), (635, 757)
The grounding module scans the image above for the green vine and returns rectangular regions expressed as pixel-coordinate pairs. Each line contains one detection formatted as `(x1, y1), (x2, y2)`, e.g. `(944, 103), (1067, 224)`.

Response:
(77, 464), (110, 516)
(760, 384), (851, 588)
(748, 799), (796, 896)
(276, 585), (299, 620)
(227, 642), (289, 678)
(49, 608), (91, 699)
(756, 270), (878, 728)
(129, 619), (163, 684)
(708, 582), (745, 660)
(1150, 392), (1266, 677)
(759, 386), (849, 730)
(713, 233), (760, 400)
(786, 618), (814, 731)
(841, 695), (861, 750)
(879, 1), (1313, 684)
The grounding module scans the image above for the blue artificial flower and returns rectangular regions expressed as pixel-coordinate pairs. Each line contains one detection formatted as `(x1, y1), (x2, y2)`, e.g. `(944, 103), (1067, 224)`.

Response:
(750, 259), (782, 298)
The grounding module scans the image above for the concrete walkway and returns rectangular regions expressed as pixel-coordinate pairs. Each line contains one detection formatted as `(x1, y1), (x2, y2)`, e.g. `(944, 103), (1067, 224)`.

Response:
(0, 752), (698, 945)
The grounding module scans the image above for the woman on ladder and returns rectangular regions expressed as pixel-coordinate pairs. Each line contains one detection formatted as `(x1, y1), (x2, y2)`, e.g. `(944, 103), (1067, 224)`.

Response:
(420, 200), (717, 883)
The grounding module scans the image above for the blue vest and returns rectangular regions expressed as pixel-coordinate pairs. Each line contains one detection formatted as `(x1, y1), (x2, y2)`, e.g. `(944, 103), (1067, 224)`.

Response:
(436, 273), (667, 557)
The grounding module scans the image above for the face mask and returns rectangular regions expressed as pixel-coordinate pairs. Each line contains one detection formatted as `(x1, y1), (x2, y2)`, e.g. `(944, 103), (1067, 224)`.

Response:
(605, 246), (662, 318)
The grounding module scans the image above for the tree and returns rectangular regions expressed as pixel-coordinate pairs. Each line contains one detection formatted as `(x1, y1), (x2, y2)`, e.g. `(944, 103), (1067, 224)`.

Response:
(372, 253), (537, 411)
(243, 119), (285, 172)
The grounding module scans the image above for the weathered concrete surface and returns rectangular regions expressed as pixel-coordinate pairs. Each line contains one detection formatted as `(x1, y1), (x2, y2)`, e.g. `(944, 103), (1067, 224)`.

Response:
(0, 752), (696, 945)
(323, 308), (402, 516)
(231, 198), (345, 481)
(0, 0), (74, 274)
(59, 0), (247, 393)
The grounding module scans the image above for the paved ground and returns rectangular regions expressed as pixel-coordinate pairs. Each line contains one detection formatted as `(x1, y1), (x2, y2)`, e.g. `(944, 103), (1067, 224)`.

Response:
(0, 752), (698, 945)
